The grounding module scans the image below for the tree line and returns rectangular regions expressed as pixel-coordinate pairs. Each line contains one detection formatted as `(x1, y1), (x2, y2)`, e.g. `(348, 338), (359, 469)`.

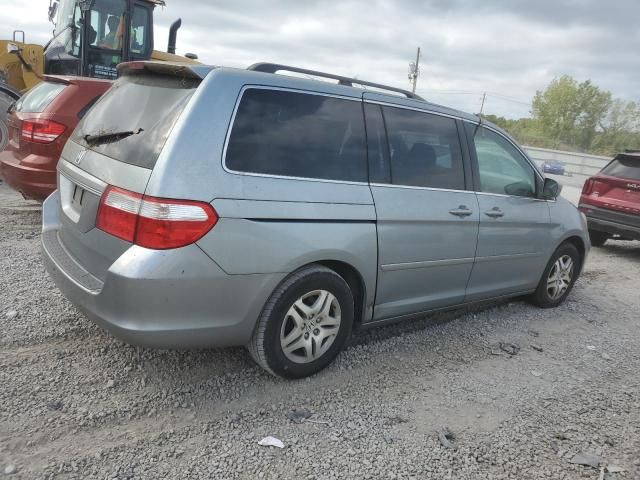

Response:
(484, 75), (639, 156)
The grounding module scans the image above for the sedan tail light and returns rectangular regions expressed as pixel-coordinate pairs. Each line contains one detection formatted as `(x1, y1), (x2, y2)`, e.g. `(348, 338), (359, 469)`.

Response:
(21, 119), (66, 144)
(96, 186), (218, 249)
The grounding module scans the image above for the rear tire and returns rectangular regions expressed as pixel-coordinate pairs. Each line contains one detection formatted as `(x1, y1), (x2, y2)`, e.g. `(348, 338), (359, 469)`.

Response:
(588, 229), (608, 247)
(530, 243), (581, 308)
(0, 90), (16, 152)
(248, 265), (354, 379)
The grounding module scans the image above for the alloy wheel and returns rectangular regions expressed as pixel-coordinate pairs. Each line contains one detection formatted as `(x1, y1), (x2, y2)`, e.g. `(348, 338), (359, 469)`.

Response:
(546, 254), (574, 300)
(280, 289), (342, 364)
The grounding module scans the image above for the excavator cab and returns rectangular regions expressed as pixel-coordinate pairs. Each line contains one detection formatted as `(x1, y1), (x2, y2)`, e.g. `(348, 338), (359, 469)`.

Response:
(44, 0), (160, 79)
(0, 0), (194, 150)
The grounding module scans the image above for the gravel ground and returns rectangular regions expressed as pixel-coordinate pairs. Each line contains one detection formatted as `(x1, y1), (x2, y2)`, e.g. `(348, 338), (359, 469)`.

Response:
(1, 182), (639, 480)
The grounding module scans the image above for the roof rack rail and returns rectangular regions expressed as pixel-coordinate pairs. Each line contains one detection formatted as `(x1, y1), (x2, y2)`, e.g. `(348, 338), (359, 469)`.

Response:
(247, 63), (424, 101)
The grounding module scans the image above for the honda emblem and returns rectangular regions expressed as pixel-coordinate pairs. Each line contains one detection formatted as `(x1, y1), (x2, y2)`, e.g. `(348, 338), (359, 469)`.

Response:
(74, 149), (87, 165)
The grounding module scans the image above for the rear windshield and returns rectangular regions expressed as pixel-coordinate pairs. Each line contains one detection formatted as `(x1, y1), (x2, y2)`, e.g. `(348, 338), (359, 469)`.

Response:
(72, 73), (199, 169)
(15, 82), (66, 113)
(601, 157), (640, 180)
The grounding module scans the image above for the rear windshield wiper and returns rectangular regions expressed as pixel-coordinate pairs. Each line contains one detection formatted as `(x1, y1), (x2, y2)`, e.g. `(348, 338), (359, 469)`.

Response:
(84, 128), (144, 146)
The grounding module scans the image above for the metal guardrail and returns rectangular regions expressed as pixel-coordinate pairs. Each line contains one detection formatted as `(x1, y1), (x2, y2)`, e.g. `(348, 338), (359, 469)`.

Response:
(523, 146), (611, 177)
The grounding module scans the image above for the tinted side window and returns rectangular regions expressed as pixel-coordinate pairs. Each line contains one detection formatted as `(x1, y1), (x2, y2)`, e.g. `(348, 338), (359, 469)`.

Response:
(226, 89), (367, 182)
(382, 106), (465, 190)
(467, 125), (536, 197)
(130, 6), (151, 56)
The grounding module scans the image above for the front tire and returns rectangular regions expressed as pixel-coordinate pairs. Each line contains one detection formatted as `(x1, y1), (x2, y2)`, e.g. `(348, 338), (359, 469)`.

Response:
(248, 265), (354, 379)
(530, 243), (581, 308)
(588, 229), (608, 247)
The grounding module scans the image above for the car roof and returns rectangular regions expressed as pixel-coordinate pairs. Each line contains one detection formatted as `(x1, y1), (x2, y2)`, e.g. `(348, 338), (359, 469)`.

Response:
(118, 61), (483, 124)
(225, 66), (482, 123)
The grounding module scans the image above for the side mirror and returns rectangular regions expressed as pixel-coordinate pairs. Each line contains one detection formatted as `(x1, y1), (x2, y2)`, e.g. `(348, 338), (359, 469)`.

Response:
(504, 181), (535, 197)
(7, 43), (19, 55)
(542, 178), (562, 200)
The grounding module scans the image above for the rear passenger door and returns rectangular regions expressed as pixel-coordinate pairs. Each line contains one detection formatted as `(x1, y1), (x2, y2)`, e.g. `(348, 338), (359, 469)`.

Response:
(464, 124), (551, 301)
(364, 97), (479, 321)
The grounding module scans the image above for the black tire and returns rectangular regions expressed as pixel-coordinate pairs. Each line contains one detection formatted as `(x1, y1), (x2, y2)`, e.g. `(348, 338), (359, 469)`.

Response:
(588, 229), (608, 247)
(530, 243), (581, 308)
(0, 91), (15, 152)
(248, 265), (354, 379)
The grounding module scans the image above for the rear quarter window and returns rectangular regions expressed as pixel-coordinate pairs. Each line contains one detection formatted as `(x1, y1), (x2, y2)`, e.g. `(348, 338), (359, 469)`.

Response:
(15, 82), (66, 113)
(601, 157), (640, 180)
(225, 88), (367, 182)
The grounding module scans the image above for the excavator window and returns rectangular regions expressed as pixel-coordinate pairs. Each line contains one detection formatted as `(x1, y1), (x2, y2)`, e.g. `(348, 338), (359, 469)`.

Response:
(86, 0), (126, 78)
(130, 5), (150, 55)
(97, 14), (123, 49)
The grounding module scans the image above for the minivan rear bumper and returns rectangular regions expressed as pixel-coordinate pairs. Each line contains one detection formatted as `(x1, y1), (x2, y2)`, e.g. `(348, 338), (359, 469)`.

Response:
(41, 191), (285, 349)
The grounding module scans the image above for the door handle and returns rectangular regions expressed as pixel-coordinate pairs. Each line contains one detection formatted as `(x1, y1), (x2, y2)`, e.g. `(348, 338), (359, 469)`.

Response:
(449, 205), (473, 217)
(484, 207), (504, 218)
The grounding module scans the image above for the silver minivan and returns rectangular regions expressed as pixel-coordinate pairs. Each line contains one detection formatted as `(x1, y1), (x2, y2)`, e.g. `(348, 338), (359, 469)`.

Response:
(42, 61), (590, 378)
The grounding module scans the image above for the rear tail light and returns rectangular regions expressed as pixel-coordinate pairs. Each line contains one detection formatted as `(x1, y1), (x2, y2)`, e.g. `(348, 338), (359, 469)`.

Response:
(21, 119), (66, 144)
(581, 178), (612, 197)
(95, 187), (142, 242)
(96, 186), (218, 249)
(581, 179), (595, 195)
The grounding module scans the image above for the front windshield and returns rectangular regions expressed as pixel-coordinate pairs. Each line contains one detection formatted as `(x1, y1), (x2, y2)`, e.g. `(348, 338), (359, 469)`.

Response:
(54, 0), (77, 34)
(46, 0), (145, 78)
(86, 0), (127, 78)
(47, 1), (80, 59)
(89, 0), (127, 50)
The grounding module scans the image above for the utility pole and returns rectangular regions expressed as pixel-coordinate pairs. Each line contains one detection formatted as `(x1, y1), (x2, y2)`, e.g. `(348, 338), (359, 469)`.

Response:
(408, 47), (421, 94)
(479, 92), (487, 117)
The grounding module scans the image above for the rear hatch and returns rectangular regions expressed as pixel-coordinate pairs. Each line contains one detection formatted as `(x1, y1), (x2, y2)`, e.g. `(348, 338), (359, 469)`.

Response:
(56, 62), (207, 281)
(581, 153), (640, 225)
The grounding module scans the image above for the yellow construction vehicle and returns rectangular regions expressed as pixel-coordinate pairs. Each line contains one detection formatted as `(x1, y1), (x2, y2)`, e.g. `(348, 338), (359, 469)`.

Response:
(0, 0), (197, 150)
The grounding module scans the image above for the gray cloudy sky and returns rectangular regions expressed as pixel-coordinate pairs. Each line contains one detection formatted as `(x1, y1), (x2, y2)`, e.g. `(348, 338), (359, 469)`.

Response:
(3, 0), (638, 118)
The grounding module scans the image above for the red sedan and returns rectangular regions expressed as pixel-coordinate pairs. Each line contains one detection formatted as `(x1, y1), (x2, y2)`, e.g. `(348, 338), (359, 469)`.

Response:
(0, 76), (111, 201)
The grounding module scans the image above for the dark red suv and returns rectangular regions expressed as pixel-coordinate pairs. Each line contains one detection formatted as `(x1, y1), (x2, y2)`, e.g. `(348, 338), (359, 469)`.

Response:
(579, 151), (640, 246)
(0, 76), (111, 201)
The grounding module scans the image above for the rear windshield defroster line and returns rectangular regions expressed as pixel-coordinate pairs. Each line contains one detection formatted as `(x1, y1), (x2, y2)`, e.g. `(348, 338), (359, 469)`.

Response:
(72, 73), (199, 169)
